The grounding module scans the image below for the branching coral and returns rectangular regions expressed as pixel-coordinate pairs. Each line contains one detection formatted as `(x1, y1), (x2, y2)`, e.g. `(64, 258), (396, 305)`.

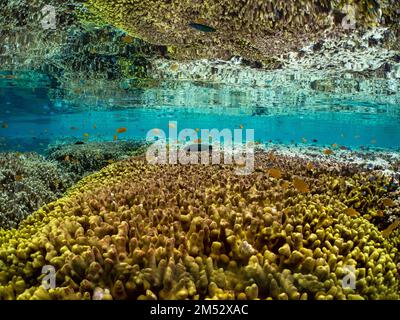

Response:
(84, 0), (400, 64)
(0, 152), (398, 300)
(0, 153), (75, 229)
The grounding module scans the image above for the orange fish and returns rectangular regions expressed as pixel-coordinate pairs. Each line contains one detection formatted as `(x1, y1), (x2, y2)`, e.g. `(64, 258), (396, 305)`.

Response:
(323, 149), (334, 155)
(306, 162), (314, 170)
(170, 63), (179, 71)
(268, 152), (276, 161)
(331, 143), (338, 148)
(268, 168), (282, 179)
(113, 134), (118, 141)
(117, 127), (127, 133)
(121, 35), (133, 44)
(382, 219), (400, 238)
(1, 122), (8, 129)
(293, 177), (309, 193)
(83, 133), (90, 138)
(382, 198), (394, 207)
(345, 207), (360, 217)
(194, 138), (202, 144)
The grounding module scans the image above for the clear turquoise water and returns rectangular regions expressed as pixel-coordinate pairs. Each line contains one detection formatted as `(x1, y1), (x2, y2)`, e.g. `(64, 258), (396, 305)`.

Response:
(1, 72), (399, 153)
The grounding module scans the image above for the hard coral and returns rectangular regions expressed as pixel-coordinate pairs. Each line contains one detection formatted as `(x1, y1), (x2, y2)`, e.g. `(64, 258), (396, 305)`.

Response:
(84, 0), (400, 63)
(0, 152), (74, 229)
(0, 152), (399, 300)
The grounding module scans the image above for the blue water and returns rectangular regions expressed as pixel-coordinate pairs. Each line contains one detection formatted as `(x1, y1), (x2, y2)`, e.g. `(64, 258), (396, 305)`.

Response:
(1, 73), (400, 153)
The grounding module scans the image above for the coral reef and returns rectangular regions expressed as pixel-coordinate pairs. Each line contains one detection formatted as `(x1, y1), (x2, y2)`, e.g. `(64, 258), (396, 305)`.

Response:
(84, 0), (400, 63)
(0, 153), (74, 229)
(0, 152), (398, 300)
(46, 141), (148, 177)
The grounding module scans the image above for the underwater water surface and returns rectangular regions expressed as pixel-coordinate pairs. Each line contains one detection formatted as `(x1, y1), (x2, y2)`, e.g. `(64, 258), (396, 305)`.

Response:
(0, 72), (399, 153)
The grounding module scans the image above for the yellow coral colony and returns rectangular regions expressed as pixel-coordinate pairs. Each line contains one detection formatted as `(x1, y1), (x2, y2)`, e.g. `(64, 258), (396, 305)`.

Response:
(0, 153), (399, 300)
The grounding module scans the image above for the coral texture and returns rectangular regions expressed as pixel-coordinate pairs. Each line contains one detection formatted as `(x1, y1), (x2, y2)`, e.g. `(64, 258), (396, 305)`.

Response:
(85, 0), (400, 63)
(0, 152), (398, 300)
(0, 153), (74, 229)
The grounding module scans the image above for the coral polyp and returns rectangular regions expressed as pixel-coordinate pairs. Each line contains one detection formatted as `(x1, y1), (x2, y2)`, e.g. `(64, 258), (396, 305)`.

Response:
(0, 153), (398, 300)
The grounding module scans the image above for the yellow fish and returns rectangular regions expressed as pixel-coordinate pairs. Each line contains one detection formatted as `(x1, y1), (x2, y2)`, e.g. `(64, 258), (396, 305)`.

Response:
(83, 133), (90, 138)
(168, 123), (176, 129)
(293, 177), (309, 193)
(121, 35), (133, 43)
(268, 168), (282, 179)
(281, 181), (290, 189)
(239, 124), (244, 129)
(15, 175), (23, 181)
(195, 128), (200, 132)
(382, 219), (400, 238)
(382, 198), (394, 207)
(113, 134), (118, 141)
(345, 207), (360, 217)
(306, 162), (314, 170)
(323, 149), (334, 155)
(170, 63), (179, 71)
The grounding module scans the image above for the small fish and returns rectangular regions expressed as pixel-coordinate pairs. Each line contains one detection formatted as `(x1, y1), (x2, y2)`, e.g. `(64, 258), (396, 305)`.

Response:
(168, 123), (176, 129)
(382, 219), (400, 238)
(1, 122), (8, 129)
(75, 141), (85, 145)
(268, 168), (282, 179)
(83, 133), (90, 138)
(323, 149), (334, 155)
(345, 207), (360, 217)
(121, 35), (134, 43)
(64, 155), (70, 162)
(116, 127), (127, 133)
(113, 134), (118, 141)
(153, 128), (160, 134)
(93, 124), (97, 129)
(331, 143), (338, 148)
(240, 124), (244, 129)
(371, 139), (377, 144)
(195, 128), (200, 132)
(306, 162), (314, 170)
(70, 126), (79, 131)
(15, 152), (21, 158)
(281, 181), (290, 189)
(107, 159), (114, 164)
(170, 63), (179, 72)
(382, 198), (394, 207)
(189, 22), (216, 33)
(301, 137), (307, 143)
(15, 175), (23, 181)
(339, 146), (348, 150)
(194, 138), (202, 144)
(312, 139), (318, 143)
(268, 152), (276, 161)
(293, 177), (310, 193)
(376, 210), (384, 217)
(184, 144), (212, 152)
